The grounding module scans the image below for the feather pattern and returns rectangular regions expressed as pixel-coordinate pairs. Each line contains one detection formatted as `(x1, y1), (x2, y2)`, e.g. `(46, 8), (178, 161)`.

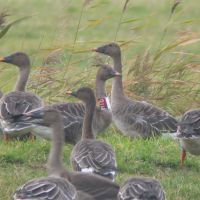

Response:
(176, 109), (200, 156)
(112, 99), (178, 138)
(13, 177), (77, 200)
(118, 177), (166, 200)
(71, 139), (117, 180)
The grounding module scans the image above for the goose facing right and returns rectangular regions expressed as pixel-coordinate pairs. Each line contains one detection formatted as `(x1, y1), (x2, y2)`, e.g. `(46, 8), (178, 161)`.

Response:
(67, 87), (117, 181)
(94, 43), (178, 138)
(118, 177), (166, 200)
(20, 108), (119, 200)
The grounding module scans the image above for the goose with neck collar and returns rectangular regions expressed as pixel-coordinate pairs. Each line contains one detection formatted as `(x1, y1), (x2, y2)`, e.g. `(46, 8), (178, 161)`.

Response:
(67, 87), (117, 181)
(0, 52), (42, 140)
(24, 64), (120, 144)
(16, 108), (119, 200)
(94, 43), (177, 138)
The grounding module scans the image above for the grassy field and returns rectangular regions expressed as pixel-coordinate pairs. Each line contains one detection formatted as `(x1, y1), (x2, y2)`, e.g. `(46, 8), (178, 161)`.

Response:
(0, 0), (200, 199)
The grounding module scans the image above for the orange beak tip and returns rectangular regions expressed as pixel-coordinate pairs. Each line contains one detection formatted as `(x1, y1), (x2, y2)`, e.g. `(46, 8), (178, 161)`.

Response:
(91, 48), (97, 52)
(0, 57), (5, 62)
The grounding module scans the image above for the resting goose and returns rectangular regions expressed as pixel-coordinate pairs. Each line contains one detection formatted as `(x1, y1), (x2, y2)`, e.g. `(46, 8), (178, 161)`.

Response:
(67, 87), (117, 181)
(176, 109), (200, 166)
(0, 52), (42, 140)
(20, 108), (119, 200)
(118, 177), (166, 200)
(23, 64), (120, 144)
(93, 43), (177, 138)
(14, 177), (78, 200)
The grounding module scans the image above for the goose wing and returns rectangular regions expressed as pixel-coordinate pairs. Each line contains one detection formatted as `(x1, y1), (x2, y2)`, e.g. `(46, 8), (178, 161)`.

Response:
(177, 109), (200, 138)
(71, 139), (117, 180)
(13, 177), (77, 200)
(52, 103), (84, 144)
(0, 91), (42, 121)
(118, 177), (165, 200)
(122, 100), (177, 135)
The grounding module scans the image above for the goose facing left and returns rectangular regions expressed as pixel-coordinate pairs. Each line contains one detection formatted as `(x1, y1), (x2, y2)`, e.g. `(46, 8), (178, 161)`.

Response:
(18, 108), (119, 200)
(67, 87), (117, 181)
(0, 52), (42, 139)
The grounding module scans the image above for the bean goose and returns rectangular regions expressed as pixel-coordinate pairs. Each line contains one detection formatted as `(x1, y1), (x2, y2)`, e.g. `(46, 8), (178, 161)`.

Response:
(118, 177), (166, 200)
(14, 177), (78, 200)
(93, 43), (177, 138)
(67, 87), (117, 181)
(175, 109), (200, 166)
(22, 64), (120, 144)
(0, 52), (42, 140)
(21, 108), (119, 200)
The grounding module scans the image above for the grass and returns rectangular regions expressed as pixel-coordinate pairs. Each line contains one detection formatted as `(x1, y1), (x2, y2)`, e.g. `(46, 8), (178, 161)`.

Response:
(0, 0), (200, 199)
(1, 132), (200, 200)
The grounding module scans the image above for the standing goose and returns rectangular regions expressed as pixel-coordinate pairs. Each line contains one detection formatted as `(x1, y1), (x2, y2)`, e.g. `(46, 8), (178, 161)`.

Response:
(118, 177), (166, 200)
(93, 43), (177, 138)
(176, 109), (200, 166)
(0, 52), (42, 140)
(67, 87), (117, 181)
(20, 108), (119, 200)
(23, 65), (120, 144)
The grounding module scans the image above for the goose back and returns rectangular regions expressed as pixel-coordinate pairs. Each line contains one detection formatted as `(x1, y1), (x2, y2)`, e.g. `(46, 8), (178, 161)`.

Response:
(118, 177), (166, 200)
(94, 43), (178, 138)
(13, 177), (78, 200)
(69, 87), (117, 181)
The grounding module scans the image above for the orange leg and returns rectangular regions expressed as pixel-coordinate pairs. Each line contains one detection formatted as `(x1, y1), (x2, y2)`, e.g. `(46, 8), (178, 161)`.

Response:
(3, 134), (10, 141)
(180, 149), (186, 168)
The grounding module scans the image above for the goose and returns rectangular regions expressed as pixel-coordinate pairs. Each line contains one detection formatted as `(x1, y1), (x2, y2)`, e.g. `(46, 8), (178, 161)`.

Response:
(20, 108), (119, 200)
(14, 177), (78, 200)
(22, 64), (120, 144)
(93, 43), (177, 138)
(67, 87), (117, 181)
(175, 109), (200, 166)
(0, 52), (42, 140)
(118, 177), (166, 200)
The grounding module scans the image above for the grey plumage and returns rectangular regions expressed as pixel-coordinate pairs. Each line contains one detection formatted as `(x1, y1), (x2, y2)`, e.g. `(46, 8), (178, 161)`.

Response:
(13, 177), (77, 200)
(94, 43), (177, 139)
(23, 65), (117, 144)
(69, 87), (117, 181)
(0, 52), (42, 136)
(118, 177), (166, 200)
(19, 108), (119, 200)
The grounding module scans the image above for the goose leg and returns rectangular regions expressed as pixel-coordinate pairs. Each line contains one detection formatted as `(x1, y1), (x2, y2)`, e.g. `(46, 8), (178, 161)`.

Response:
(180, 149), (186, 167)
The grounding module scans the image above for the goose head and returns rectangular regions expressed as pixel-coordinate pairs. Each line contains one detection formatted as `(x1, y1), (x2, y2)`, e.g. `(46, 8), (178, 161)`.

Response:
(93, 43), (121, 58)
(67, 87), (96, 105)
(0, 52), (30, 68)
(97, 64), (121, 81)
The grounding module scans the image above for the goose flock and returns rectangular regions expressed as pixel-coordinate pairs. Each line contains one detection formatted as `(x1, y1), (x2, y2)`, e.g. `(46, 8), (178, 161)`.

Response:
(0, 43), (199, 200)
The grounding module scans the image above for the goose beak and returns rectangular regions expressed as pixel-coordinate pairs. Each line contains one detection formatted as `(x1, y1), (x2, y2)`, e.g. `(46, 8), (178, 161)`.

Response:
(91, 48), (97, 52)
(23, 108), (44, 119)
(66, 90), (77, 97)
(92, 46), (105, 54)
(0, 57), (5, 62)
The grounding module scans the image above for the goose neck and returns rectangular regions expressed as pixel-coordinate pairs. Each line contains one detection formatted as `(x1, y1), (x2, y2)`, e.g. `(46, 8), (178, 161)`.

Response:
(15, 66), (30, 92)
(111, 55), (124, 98)
(82, 101), (95, 139)
(47, 119), (66, 175)
(95, 78), (106, 99)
